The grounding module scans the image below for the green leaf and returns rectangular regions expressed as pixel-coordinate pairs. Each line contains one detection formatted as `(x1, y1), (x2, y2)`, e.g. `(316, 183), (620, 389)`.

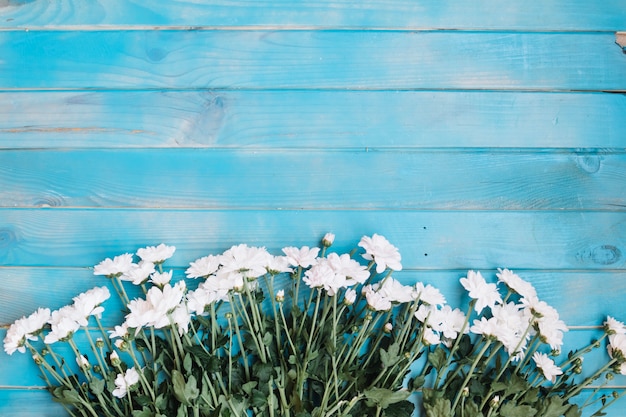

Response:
(538, 396), (572, 417)
(462, 400), (484, 417)
(500, 402), (537, 417)
(242, 381), (258, 395)
(363, 388), (411, 409)
(172, 369), (192, 405)
(89, 378), (105, 396)
(380, 343), (401, 368)
(410, 375), (426, 391)
(183, 353), (193, 373)
(132, 407), (155, 417)
(428, 347), (447, 372)
(383, 400), (415, 417)
(423, 396), (452, 417)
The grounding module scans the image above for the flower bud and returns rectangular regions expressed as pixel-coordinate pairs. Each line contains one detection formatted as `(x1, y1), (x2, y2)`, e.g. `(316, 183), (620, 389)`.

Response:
(96, 338), (105, 349)
(384, 323), (393, 333)
(93, 365), (102, 374)
(607, 372), (615, 380)
(110, 351), (121, 366)
(322, 233), (335, 248)
(32, 354), (43, 365)
(462, 387), (469, 397)
(489, 395), (500, 408)
(41, 348), (49, 356)
(275, 290), (285, 303)
(225, 312), (233, 319)
(288, 369), (297, 380)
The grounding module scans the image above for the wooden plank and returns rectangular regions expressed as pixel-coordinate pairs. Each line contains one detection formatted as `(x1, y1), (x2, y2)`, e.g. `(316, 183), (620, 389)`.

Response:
(0, 390), (67, 417)
(1, 91), (626, 149)
(0, 149), (625, 210)
(2, 268), (625, 328)
(1, 1), (626, 31)
(2, 31), (626, 91)
(0, 209), (624, 270)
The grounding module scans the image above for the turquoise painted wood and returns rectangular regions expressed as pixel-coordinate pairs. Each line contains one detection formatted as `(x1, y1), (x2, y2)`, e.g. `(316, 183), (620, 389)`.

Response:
(1, 91), (626, 149)
(1, 1), (625, 416)
(0, 150), (624, 209)
(2, 31), (626, 90)
(1, 0), (625, 31)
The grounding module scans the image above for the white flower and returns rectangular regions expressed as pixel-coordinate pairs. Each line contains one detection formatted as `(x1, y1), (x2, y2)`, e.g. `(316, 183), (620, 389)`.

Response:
(121, 261), (156, 285)
(363, 285), (392, 311)
(171, 303), (191, 336)
(375, 277), (414, 303)
(470, 317), (500, 338)
(125, 298), (156, 331)
(282, 246), (319, 268)
(605, 316), (626, 335)
(460, 270), (502, 313)
(145, 282), (187, 326)
(185, 284), (227, 315)
(76, 355), (90, 369)
(72, 286), (111, 325)
(303, 262), (336, 292)
(343, 288), (357, 305)
(3, 307), (51, 355)
(186, 255), (221, 279)
(265, 255), (293, 275)
(219, 244), (271, 279)
(94, 253), (134, 277)
(413, 282), (446, 306)
(322, 233), (335, 247)
(414, 304), (436, 324)
(422, 327), (441, 346)
(496, 268), (537, 299)
(150, 271), (173, 286)
(437, 305), (468, 339)
(108, 323), (130, 339)
(358, 234), (402, 273)
(137, 244), (176, 264)
(45, 305), (81, 344)
(325, 253), (369, 286)
(112, 367), (140, 398)
(608, 333), (626, 359)
(533, 352), (563, 383)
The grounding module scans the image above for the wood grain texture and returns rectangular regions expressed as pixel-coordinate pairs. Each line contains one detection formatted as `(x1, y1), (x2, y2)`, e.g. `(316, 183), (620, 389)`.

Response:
(1, 90), (626, 149)
(0, 149), (624, 210)
(0, 209), (623, 270)
(2, 31), (626, 90)
(1, 0), (626, 31)
(2, 268), (625, 328)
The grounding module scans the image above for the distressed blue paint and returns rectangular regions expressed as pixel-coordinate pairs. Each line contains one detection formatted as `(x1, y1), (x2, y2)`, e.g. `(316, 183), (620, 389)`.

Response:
(0, 149), (624, 210)
(2, 31), (626, 90)
(1, 91), (626, 149)
(1, 1), (626, 416)
(1, 0), (626, 31)
(0, 209), (624, 270)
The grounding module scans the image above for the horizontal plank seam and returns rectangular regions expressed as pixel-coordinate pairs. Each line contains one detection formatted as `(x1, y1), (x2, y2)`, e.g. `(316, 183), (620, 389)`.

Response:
(0, 26), (624, 33)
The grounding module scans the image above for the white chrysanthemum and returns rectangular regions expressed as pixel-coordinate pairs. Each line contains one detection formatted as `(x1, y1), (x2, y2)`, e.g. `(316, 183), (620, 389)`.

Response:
(438, 305), (468, 339)
(112, 367), (140, 398)
(608, 333), (626, 359)
(496, 268), (537, 299)
(343, 288), (357, 305)
(325, 252), (369, 286)
(186, 284), (228, 315)
(76, 355), (90, 369)
(282, 246), (320, 268)
(605, 316), (626, 335)
(45, 305), (81, 344)
(125, 298), (156, 331)
(303, 262), (335, 290)
(413, 282), (446, 306)
(186, 255), (221, 279)
(137, 244), (176, 264)
(72, 286), (111, 325)
(121, 261), (156, 285)
(94, 253), (134, 277)
(533, 352), (563, 383)
(219, 244), (271, 279)
(422, 327), (441, 346)
(150, 271), (173, 286)
(358, 234), (402, 273)
(265, 255), (293, 275)
(470, 317), (500, 338)
(3, 307), (51, 355)
(363, 285), (392, 311)
(460, 270), (502, 313)
(375, 277), (414, 304)
(171, 303), (191, 336)
(108, 323), (130, 339)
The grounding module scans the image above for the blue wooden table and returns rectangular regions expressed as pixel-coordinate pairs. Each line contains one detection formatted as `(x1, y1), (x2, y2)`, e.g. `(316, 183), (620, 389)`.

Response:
(1, 1), (625, 416)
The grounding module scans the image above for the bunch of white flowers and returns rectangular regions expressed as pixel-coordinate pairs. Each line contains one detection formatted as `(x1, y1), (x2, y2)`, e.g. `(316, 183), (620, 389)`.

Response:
(3, 235), (625, 417)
